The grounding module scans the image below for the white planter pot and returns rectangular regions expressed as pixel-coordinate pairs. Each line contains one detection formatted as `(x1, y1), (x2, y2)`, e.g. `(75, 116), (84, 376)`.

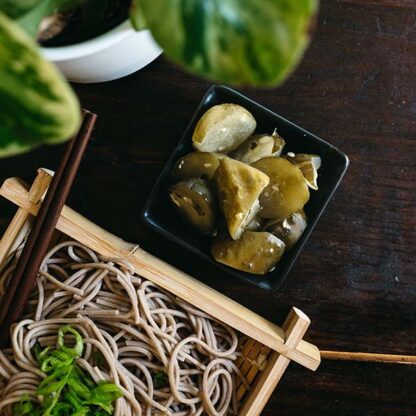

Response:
(42, 20), (162, 83)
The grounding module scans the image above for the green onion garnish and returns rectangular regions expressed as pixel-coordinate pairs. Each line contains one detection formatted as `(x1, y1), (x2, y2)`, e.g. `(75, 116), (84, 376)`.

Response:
(13, 326), (123, 416)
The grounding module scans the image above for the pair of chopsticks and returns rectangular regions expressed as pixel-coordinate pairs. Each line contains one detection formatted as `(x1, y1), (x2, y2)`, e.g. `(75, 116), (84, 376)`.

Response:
(0, 110), (97, 347)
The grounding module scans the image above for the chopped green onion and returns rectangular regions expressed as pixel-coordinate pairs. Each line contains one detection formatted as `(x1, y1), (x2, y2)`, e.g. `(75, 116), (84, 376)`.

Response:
(13, 326), (123, 416)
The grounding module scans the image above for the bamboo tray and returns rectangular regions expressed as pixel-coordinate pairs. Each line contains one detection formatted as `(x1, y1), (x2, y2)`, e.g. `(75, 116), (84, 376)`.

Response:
(0, 169), (320, 415)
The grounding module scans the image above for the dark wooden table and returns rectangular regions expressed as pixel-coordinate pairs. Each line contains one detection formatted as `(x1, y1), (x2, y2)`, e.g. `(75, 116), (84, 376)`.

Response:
(1, 1), (415, 414)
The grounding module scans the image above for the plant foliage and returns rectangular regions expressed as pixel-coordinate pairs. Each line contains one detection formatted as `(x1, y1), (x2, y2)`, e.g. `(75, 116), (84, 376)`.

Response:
(0, 0), (318, 157)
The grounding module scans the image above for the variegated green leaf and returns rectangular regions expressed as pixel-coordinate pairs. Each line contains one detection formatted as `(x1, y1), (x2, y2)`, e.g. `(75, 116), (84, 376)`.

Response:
(16, 0), (86, 37)
(0, 11), (80, 158)
(136, 0), (318, 86)
(0, 0), (43, 19)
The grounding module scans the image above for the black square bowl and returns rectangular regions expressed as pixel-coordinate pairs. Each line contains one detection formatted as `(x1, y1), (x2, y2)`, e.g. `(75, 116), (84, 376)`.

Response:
(143, 85), (349, 291)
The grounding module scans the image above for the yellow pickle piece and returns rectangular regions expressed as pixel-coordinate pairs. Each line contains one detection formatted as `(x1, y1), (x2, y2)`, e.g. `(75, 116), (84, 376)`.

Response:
(231, 134), (275, 165)
(270, 130), (286, 157)
(265, 210), (307, 250)
(252, 157), (310, 220)
(192, 104), (257, 153)
(213, 158), (269, 240)
(284, 153), (322, 190)
(231, 130), (286, 165)
(245, 215), (264, 231)
(211, 231), (285, 275)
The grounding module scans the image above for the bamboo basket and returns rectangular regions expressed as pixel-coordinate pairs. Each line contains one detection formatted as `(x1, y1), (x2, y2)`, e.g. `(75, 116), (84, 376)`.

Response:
(0, 169), (320, 415)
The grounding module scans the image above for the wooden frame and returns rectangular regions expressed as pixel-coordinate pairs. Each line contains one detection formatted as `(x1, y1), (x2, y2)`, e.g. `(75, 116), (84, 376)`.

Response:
(0, 170), (320, 415)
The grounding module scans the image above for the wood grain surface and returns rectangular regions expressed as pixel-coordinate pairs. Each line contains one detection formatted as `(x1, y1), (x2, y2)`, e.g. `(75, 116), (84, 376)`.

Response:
(0, 0), (415, 414)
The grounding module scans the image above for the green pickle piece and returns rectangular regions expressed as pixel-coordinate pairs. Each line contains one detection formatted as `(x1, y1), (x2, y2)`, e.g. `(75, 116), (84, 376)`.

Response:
(211, 231), (285, 275)
(252, 157), (310, 220)
(265, 210), (307, 251)
(171, 152), (223, 181)
(169, 179), (216, 235)
(213, 158), (269, 240)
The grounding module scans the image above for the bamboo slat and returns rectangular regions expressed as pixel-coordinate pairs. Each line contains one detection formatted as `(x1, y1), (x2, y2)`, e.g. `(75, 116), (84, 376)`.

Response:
(239, 307), (311, 415)
(0, 170), (51, 266)
(321, 350), (416, 365)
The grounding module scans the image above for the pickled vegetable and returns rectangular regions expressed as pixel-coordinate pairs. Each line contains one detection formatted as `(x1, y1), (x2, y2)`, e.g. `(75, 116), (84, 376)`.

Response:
(246, 216), (264, 231)
(211, 231), (285, 275)
(213, 158), (269, 240)
(252, 157), (310, 220)
(169, 179), (216, 234)
(192, 104), (256, 153)
(231, 131), (286, 165)
(168, 101), (322, 276)
(270, 131), (286, 157)
(172, 152), (223, 181)
(285, 153), (321, 190)
(231, 134), (274, 165)
(265, 210), (307, 250)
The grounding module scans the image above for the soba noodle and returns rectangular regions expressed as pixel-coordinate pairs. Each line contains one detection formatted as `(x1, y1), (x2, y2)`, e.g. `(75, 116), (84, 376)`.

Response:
(0, 241), (248, 415)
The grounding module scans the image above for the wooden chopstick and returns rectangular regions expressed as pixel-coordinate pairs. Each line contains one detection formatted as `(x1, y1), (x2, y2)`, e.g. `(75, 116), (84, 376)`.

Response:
(0, 110), (97, 347)
(321, 350), (416, 365)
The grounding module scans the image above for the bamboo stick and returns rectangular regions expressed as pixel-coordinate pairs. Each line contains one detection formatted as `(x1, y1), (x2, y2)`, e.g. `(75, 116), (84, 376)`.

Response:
(321, 350), (416, 365)
(0, 170), (51, 266)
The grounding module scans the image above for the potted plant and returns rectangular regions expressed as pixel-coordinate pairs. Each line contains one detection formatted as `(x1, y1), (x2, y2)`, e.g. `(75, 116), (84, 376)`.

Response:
(0, 0), (318, 158)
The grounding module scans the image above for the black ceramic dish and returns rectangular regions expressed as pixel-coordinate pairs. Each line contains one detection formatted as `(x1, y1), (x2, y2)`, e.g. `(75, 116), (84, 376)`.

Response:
(143, 85), (349, 291)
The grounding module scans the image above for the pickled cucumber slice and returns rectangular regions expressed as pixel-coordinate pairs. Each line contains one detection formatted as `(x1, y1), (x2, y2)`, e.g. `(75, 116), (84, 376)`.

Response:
(285, 153), (321, 190)
(265, 210), (307, 250)
(270, 131), (286, 157)
(231, 134), (275, 165)
(172, 152), (223, 181)
(252, 157), (310, 220)
(246, 215), (264, 231)
(169, 179), (216, 234)
(211, 231), (285, 275)
(213, 158), (269, 239)
(192, 104), (256, 153)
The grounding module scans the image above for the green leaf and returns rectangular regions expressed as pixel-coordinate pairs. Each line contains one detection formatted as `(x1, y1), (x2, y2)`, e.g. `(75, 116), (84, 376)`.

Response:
(0, 11), (80, 158)
(16, 0), (86, 38)
(40, 350), (74, 372)
(63, 389), (85, 410)
(85, 382), (123, 414)
(0, 0), (43, 19)
(129, 0), (146, 31)
(12, 395), (41, 416)
(57, 325), (84, 357)
(74, 365), (96, 389)
(50, 402), (73, 415)
(38, 375), (68, 395)
(136, 0), (318, 86)
(71, 407), (90, 416)
(66, 372), (92, 400)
